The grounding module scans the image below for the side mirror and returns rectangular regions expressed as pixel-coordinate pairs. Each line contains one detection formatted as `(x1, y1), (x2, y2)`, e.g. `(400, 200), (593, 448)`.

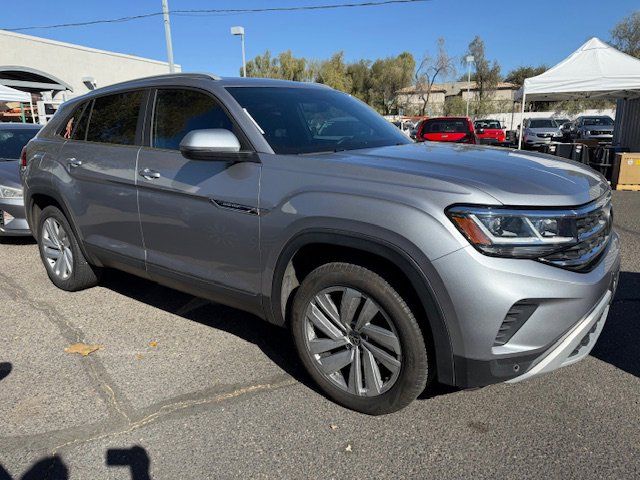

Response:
(179, 129), (251, 161)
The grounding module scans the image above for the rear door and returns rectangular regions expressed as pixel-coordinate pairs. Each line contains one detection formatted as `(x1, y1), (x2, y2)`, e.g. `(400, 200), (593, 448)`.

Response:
(136, 87), (261, 301)
(57, 90), (147, 270)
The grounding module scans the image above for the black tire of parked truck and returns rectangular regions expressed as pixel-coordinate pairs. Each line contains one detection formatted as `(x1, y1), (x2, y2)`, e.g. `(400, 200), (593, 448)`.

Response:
(37, 205), (101, 291)
(291, 262), (431, 415)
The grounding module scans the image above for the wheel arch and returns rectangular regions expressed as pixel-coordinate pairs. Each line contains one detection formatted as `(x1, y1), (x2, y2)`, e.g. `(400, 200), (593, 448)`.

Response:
(267, 230), (455, 385)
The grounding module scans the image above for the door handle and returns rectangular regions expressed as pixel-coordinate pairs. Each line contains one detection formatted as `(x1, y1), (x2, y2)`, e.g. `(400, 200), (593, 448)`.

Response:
(139, 168), (161, 180)
(67, 158), (82, 168)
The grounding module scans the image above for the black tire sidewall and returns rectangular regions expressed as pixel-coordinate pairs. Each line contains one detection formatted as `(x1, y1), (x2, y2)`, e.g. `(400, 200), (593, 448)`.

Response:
(291, 263), (429, 415)
(37, 206), (93, 291)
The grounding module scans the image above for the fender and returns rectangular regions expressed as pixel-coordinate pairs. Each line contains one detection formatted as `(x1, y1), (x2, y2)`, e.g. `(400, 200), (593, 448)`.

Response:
(25, 185), (103, 267)
(266, 229), (456, 385)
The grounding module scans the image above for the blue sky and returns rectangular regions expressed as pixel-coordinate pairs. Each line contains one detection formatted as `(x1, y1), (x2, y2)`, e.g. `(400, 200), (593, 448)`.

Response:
(2, 1), (637, 78)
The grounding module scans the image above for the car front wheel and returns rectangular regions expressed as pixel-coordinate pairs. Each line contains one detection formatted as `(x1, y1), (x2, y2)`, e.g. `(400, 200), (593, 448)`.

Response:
(291, 262), (431, 415)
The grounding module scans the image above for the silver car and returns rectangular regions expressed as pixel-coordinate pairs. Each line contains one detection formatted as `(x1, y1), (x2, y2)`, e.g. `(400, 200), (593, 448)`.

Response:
(521, 117), (563, 147)
(571, 115), (614, 141)
(0, 123), (40, 237)
(21, 74), (620, 414)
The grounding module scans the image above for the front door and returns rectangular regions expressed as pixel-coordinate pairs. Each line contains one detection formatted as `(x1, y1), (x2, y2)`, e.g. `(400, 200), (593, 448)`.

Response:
(136, 88), (261, 302)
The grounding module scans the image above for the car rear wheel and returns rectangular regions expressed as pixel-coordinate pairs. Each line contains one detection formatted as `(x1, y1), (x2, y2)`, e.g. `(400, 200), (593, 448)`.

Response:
(291, 262), (431, 415)
(37, 206), (101, 291)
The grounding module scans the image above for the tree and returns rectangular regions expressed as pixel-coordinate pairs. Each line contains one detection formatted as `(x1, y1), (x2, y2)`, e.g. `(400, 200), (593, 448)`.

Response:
(611, 11), (640, 58)
(414, 38), (455, 116)
(370, 52), (415, 114)
(463, 36), (502, 115)
(347, 59), (373, 103)
(245, 50), (280, 78)
(316, 52), (352, 92)
(504, 65), (548, 86)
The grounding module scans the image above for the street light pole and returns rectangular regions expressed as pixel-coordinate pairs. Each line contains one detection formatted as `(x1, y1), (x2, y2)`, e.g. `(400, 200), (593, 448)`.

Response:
(231, 26), (246, 77)
(161, 0), (175, 73)
(465, 55), (474, 118)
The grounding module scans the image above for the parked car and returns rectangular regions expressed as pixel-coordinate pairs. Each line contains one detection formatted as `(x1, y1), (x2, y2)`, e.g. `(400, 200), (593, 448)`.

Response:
(520, 118), (563, 148)
(416, 117), (477, 144)
(22, 74), (619, 414)
(0, 123), (40, 237)
(553, 118), (571, 128)
(473, 119), (506, 144)
(570, 115), (614, 141)
(559, 121), (574, 142)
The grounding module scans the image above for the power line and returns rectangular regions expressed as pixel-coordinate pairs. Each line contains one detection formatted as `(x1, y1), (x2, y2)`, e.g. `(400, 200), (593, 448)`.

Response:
(4, 0), (431, 32)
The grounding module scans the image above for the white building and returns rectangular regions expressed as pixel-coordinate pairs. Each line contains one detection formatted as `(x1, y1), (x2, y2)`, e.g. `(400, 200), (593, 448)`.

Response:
(0, 30), (179, 121)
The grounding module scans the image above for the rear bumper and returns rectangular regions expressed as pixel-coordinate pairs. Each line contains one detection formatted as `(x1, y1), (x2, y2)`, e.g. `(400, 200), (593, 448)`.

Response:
(0, 197), (31, 236)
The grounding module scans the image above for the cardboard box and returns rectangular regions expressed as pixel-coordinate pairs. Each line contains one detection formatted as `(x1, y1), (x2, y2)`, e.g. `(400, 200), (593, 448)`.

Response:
(613, 153), (640, 188)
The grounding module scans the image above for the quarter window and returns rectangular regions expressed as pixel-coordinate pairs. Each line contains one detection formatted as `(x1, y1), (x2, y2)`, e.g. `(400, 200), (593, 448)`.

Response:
(86, 91), (144, 145)
(61, 101), (90, 141)
(152, 89), (235, 150)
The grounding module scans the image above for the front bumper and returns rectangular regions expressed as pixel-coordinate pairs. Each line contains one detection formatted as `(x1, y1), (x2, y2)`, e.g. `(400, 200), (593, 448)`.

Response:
(431, 231), (620, 388)
(0, 197), (31, 237)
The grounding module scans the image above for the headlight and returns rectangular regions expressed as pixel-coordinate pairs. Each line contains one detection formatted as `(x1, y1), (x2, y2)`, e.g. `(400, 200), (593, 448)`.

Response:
(0, 185), (23, 199)
(447, 205), (578, 258)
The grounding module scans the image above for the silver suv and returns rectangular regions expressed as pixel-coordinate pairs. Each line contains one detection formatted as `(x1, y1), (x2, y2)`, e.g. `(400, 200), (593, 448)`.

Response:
(21, 74), (620, 414)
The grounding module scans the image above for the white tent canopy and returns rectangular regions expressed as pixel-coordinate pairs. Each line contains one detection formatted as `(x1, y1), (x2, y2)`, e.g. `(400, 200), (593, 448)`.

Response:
(0, 83), (30, 103)
(517, 37), (640, 148)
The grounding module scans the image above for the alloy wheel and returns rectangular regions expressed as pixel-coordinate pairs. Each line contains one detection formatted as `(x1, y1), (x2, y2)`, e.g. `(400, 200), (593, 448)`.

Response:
(41, 217), (73, 280)
(303, 287), (402, 397)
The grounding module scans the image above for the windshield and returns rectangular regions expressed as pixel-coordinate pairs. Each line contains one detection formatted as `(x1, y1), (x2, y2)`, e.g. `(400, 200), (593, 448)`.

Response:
(423, 119), (470, 133)
(474, 120), (501, 129)
(583, 117), (614, 126)
(0, 128), (39, 160)
(226, 87), (411, 154)
(528, 119), (556, 128)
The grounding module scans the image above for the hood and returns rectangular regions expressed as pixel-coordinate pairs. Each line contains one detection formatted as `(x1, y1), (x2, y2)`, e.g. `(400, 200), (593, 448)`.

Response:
(583, 125), (614, 131)
(0, 160), (21, 188)
(319, 142), (608, 207)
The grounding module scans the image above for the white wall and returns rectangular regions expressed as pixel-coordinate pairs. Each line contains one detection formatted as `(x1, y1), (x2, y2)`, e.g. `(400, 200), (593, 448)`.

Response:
(0, 30), (180, 99)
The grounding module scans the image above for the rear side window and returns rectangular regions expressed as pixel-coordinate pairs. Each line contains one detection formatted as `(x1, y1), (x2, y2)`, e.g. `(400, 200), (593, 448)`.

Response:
(86, 91), (144, 145)
(61, 101), (90, 140)
(152, 89), (235, 150)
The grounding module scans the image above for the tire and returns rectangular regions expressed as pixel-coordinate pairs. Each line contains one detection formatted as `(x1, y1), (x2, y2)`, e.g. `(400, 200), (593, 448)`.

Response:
(37, 205), (101, 291)
(291, 262), (431, 415)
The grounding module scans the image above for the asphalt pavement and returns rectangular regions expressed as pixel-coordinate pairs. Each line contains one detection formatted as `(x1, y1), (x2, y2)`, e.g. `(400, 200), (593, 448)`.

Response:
(0, 192), (638, 479)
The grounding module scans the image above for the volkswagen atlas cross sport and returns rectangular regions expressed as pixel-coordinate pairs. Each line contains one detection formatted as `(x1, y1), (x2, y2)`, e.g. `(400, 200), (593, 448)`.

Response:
(21, 74), (620, 415)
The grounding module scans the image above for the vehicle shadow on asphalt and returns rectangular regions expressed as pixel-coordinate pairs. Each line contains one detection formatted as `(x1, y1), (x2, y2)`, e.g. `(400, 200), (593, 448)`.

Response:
(99, 269), (323, 395)
(591, 271), (640, 379)
(0, 445), (151, 480)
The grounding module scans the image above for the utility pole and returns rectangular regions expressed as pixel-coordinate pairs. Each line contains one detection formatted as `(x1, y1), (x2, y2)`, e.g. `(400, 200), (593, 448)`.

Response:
(465, 55), (474, 118)
(162, 0), (175, 73)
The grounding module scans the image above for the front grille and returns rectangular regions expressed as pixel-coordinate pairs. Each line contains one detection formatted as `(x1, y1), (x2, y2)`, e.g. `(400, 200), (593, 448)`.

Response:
(542, 194), (612, 272)
(537, 133), (553, 138)
(494, 301), (538, 346)
(589, 130), (612, 136)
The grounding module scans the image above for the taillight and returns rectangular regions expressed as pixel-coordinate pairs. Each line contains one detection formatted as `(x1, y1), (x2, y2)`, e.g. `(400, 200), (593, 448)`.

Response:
(20, 147), (27, 168)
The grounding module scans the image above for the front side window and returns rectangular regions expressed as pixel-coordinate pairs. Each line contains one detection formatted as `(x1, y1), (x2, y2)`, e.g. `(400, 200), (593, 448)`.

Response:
(227, 86), (410, 155)
(86, 91), (143, 145)
(152, 89), (235, 150)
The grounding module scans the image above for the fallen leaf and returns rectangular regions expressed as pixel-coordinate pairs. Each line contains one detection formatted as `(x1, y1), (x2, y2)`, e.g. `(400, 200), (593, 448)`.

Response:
(135, 353), (144, 360)
(64, 343), (101, 357)
(330, 424), (338, 430)
(148, 341), (158, 348)
(345, 444), (352, 452)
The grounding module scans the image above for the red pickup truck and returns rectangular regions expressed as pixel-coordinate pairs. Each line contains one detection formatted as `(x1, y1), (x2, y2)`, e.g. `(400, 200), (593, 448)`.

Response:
(473, 119), (506, 144)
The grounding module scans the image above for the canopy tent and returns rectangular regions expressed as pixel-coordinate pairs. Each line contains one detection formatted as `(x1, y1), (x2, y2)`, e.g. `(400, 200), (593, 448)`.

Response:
(0, 83), (31, 103)
(517, 37), (640, 148)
